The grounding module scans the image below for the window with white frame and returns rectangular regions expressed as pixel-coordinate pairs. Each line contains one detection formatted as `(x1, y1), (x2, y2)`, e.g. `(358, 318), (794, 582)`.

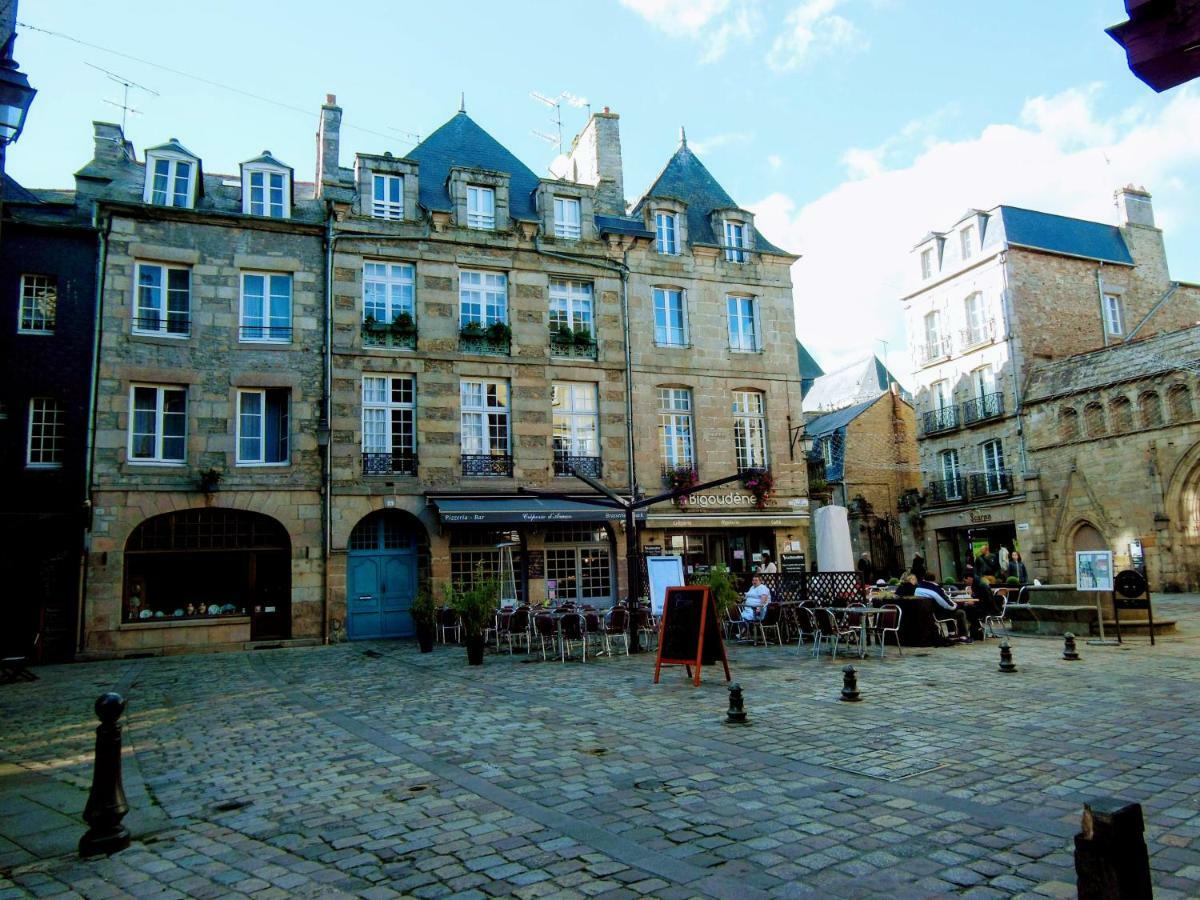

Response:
(939, 448), (961, 498)
(920, 247), (934, 280)
(18, 274), (56, 334)
(724, 219), (747, 263)
(821, 436), (835, 469)
(655, 212), (679, 255)
(932, 379), (951, 409)
(732, 390), (768, 471)
(363, 261), (415, 325)
(134, 262), (190, 336)
(653, 287), (687, 346)
(240, 272), (292, 342)
(657, 387), (694, 469)
(459, 270), (507, 328)
(145, 156), (195, 208)
(727, 295), (760, 352)
(554, 196), (581, 239)
(26, 398), (64, 468)
(460, 379), (510, 456)
(964, 292), (986, 345)
(362, 375), (415, 471)
(372, 173), (403, 219)
(971, 365), (995, 400)
(467, 186), (495, 229)
(129, 385), (187, 463)
(552, 382), (599, 465)
(960, 224), (975, 259)
(246, 169), (288, 218)
(923, 310), (943, 358)
(982, 439), (1005, 493)
(549, 278), (593, 340)
(1104, 294), (1124, 336)
(237, 388), (289, 465)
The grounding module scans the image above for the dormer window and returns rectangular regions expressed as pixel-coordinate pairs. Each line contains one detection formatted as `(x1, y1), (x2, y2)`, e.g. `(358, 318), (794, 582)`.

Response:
(960, 225), (975, 259)
(143, 140), (200, 209)
(241, 152), (292, 219)
(554, 196), (581, 239)
(723, 219), (747, 263)
(467, 186), (495, 230)
(920, 248), (934, 279)
(656, 212), (679, 255)
(373, 174), (403, 220)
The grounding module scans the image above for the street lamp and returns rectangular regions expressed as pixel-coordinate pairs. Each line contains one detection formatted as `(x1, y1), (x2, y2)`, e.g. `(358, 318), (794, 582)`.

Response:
(0, 34), (36, 244)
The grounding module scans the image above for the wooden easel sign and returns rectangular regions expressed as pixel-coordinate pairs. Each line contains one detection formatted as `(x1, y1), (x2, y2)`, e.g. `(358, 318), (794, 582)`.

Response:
(653, 585), (731, 687)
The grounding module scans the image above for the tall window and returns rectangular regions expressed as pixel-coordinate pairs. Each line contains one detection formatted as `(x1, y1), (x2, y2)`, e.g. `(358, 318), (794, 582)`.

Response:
(932, 379), (951, 409)
(134, 263), (190, 336)
(920, 247), (933, 279)
(655, 212), (679, 255)
(552, 382), (599, 474)
(657, 388), (694, 470)
(467, 186), (495, 229)
(545, 525), (612, 602)
(1059, 407), (1079, 440)
(960, 225), (975, 259)
(971, 365), (994, 399)
(1140, 391), (1163, 428)
(129, 385), (187, 463)
(982, 439), (1005, 493)
(724, 219), (747, 263)
(372, 174), (403, 219)
(240, 272), (292, 342)
(1168, 384), (1194, 422)
(237, 389), (289, 465)
(147, 157), (193, 208)
(26, 398), (64, 468)
(1104, 294), (1124, 337)
(653, 287), (687, 346)
(363, 375), (416, 475)
(554, 196), (581, 239)
(459, 270), (507, 328)
(821, 436), (835, 469)
(363, 262), (415, 324)
(923, 310), (943, 359)
(939, 449), (961, 499)
(964, 292), (986, 345)
(727, 295), (760, 352)
(1084, 402), (1106, 437)
(549, 279), (593, 337)
(18, 274), (56, 334)
(247, 170), (287, 218)
(460, 379), (510, 458)
(1110, 396), (1133, 432)
(732, 390), (768, 471)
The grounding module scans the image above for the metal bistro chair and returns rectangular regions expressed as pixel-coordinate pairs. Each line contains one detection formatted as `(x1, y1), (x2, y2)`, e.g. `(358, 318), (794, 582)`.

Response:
(755, 602), (784, 647)
(533, 612), (560, 661)
(874, 604), (903, 658)
(984, 596), (1009, 638)
(604, 607), (630, 656)
(437, 607), (461, 644)
(794, 605), (818, 654)
(488, 607), (512, 651)
(724, 602), (746, 641)
(815, 607), (859, 660)
(501, 606), (531, 654)
(582, 609), (607, 657)
(634, 607), (658, 651)
(559, 612), (587, 663)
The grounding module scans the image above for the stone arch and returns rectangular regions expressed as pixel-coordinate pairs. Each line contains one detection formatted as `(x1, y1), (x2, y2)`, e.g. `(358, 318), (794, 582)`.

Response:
(1069, 520), (1108, 553)
(344, 509), (431, 639)
(1139, 390), (1163, 428)
(1084, 402), (1106, 438)
(348, 509), (432, 586)
(1165, 442), (1200, 590)
(1167, 383), (1193, 423)
(1059, 406), (1079, 441)
(1109, 395), (1133, 433)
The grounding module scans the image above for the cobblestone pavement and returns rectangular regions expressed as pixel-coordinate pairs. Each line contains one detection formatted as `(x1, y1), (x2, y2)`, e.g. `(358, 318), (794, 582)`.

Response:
(3, 597), (1199, 899)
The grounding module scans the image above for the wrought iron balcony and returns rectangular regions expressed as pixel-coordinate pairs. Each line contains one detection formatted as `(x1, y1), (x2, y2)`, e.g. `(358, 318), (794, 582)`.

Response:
(959, 319), (996, 349)
(459, 333), (511, 356)
(462, 453), (514, 477)
(962, 391), (1005, 425)
(968, 471), (1013, 498)
(915, 337), (952, 367)
(363, 324), (417, 350)
(927, 477), (965, 505)
(549, 332), (598, 359)
(554, 454), (601, 477)
(361, 452), (418, 477)
(239, 325), (292, 342)
(133, 315), (190, 337)
(922, 405), (960, 435)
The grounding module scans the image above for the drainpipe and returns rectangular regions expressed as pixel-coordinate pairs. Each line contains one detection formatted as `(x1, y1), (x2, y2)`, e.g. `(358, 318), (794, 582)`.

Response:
(322, 209), (334, 645)
(998, 253), (1030, 476)
(78, 203), (111, 655)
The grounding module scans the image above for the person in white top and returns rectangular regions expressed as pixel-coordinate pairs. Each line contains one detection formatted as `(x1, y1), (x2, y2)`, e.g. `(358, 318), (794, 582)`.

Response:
(758, 552), (777, 574)
(741, 575), (771, 622)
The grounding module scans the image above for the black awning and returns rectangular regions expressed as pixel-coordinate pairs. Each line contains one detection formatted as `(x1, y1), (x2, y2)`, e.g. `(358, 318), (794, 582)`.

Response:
(434, 497), (642, 525)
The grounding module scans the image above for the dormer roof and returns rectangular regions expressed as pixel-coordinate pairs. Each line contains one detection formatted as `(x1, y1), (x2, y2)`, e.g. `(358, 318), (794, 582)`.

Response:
(241, 150), (291, 170)
(145, 138), (204, 199)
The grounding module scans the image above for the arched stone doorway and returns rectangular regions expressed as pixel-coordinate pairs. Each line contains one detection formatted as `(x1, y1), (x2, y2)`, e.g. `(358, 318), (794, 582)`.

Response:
(1177, 461), (1200, 589)
(124, 508), (292, 640)
(1071, 522), (1108, 554)
(346, 510), (429, 639)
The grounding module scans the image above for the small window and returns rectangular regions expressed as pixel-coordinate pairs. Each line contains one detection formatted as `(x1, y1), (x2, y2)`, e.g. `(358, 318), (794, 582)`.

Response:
(653, 288), (687, 346)
(467, 186), (495, 230)
(1140, 391), (1163, 428)
(939, 449), (962, 499)
(134, 263), (190, 337)
(1110, 396), (1133, 432)
(18, 274), (56, 334)
(732, 390), (768, 471)
(552, 382), (600, 472)
(923, 311), (943, 359)
(981, 439), (1005, 493)
(1168, 384), (1193, 422)
(237, 388), (290, 465)
(960, 225), (975, 259)
(724, 219), (747, 263)
(657, 387), (694, 470)
(1104, 294), (1124, 337)
(821, 436), (834, 469)
(920, 248), (933, 280)
(27, 398), (65, 468)
(240, 272), (293, 343)
(459, 270), (507, 328)
(246, 169), (288, 218)
(129, 385), (187, 463)
(146, 156), (195, 208)
(1084, 402), (1106, 437)
(372, 173), (404, 220)
(964, 292), (987, 346)
(727, 295), (760, 352)
(656, 212), (679, 255)
(1059, 407), (1079, 440)
(554, 196), (581, 240)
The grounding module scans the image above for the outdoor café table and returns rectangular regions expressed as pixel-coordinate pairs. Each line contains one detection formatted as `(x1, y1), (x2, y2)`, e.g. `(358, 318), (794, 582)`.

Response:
(826, 606), (886, 658)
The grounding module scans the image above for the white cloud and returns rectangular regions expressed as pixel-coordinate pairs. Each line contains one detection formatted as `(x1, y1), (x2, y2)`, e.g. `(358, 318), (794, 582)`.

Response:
(767, 153), (783, 170)
(689, 131), (752, 154)
(766, 0), (864, 72)
(618, 0), (759, 62)
(749, 85), (1200, 387)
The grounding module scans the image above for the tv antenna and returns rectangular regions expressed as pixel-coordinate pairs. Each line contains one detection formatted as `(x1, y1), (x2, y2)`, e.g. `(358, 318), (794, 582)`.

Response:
(86, 62), (159, 133)
(530, 90), (591, 155)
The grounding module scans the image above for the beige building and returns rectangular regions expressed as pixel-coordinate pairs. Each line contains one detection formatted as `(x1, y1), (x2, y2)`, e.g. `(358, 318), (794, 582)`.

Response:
(903, 187), (1200, 584)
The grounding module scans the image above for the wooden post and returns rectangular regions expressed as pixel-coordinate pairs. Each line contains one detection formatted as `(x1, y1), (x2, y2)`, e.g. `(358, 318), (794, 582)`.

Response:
(1074, 799), (1152, 899)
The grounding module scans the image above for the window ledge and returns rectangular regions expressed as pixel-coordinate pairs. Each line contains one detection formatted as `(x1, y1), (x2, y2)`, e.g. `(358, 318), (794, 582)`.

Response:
(25, 464), (63, 470)
(120, 616), (250, 630)
(234, 462), (291, 469)
(131, 332), (191, 343)
(16, 330), (54, 336)
(237, 341), (295, 350)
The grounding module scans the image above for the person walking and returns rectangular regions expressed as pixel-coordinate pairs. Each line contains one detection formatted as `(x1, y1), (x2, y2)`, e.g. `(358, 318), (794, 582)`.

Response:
(1006, 551), (1029, 584)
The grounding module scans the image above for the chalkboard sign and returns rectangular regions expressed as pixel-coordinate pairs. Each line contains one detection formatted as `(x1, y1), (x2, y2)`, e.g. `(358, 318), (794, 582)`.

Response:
(653, 586), (731, 687)
(780, 553), (806, 574)
(526, 550), (545, 580)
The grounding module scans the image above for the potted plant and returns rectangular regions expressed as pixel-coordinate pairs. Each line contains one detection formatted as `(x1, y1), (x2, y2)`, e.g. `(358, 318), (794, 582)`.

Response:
(552, 323), (574, 343)
(666, 466), (700, 504)
(741, 468), (775, 510)
(460, 320), (485, 338)
(391, 311), (417, 336)
(486, 321), (512, 344)
(411, 587), (437, 652)
(198, 467), (222, 493)
(447, 578), (498, 665)
(572, 326), (594, 346)
(694, 564), (740, 618)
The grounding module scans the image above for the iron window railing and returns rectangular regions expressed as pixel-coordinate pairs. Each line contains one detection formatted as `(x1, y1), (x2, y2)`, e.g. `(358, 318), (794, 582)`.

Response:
(549, 334), (598, 359)
(133, 315), (190, 336)
(361, 452), (417, 477)
(960, 319), (996, 349)
(968, 471), (1013, 498)
(239, 325), (292, 342)
(462, 453), (513, 477)
(928, 477), (965, 505)
(363, 325), (417, 350)
(922, 405), (960, 434)
(962, 391), (1005, 425)
(554, 454), (601, 477)
(459, 333), (510, 356)
(916, 337), (952, 367)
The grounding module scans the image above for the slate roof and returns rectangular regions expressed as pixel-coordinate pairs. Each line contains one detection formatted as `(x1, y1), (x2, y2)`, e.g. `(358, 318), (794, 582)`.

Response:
(2, 174), (42, 204)
(805, 396), (880, 439)
(595, 214), (653, 237)
(802, 355), (911, 413)
(998, 206), (1134, 265)
(407, 111), (541, 221)
(796, 341), (825, 379)
(632, 143), (788, 255)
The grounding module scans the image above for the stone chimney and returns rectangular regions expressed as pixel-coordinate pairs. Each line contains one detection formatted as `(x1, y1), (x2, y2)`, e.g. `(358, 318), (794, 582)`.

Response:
(316, 93), (342, 197)
(1116, 185), (1155, 228)
(91, 121), (134, 165)
(566, 108), (625, 215)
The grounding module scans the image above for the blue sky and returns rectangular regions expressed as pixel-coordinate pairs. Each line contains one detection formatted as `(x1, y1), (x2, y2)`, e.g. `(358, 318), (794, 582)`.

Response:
(10, 1), (1199, 380)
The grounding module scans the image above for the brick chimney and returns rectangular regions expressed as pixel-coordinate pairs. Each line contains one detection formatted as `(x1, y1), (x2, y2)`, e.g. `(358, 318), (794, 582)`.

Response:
(316, 93), (342, 197)
(1116, 184), (1155, 228)
(566, 108), (625, 215)
(91, 121), (134, 165)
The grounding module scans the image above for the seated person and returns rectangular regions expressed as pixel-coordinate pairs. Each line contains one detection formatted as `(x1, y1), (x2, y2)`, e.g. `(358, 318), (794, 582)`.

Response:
(912, 575), (971, 641)
(963, 566), (1001, 639)
(741, 575), (771, 623)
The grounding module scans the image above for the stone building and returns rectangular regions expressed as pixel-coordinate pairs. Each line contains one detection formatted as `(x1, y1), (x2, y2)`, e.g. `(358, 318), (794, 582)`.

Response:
(902, 187), (1200, 583)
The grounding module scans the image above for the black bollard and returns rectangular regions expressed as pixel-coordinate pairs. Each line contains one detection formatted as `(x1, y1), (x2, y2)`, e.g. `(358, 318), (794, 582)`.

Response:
(1063, 632), (1081, 661)
(839, 664), (861, 702)
(725, 683), (748, 725)
(79, 692), (131, 858)
(998, 639), (1017, 673)
(1074, 799), (1152, 899)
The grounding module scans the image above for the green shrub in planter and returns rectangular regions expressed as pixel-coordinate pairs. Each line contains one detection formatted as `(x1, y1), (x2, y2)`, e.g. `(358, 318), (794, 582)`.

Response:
(486, 321), (512, 342)
(887, 577), (900, 586)
(1005, 576), (1020, 586)
(692, 564), (739, 617)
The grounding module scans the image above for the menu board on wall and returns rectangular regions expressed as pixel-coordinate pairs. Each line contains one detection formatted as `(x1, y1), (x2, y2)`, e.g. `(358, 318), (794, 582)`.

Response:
(526, 550), (545, 580)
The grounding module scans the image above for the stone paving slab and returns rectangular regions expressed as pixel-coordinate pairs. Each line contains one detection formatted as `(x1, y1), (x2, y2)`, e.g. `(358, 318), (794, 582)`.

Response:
(1, 596), (1199, 897)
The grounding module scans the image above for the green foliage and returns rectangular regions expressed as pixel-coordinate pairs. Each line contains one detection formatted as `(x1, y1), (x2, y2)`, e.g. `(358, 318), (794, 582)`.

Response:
(460, 320), (485, 336)
(552, 323), (574, 342)
(887, 577), (900, 586)
(391, 311), (416, 334)
(411, 587), (437, 627)
(486, 321), (512, 342)
(1005, 575), (1020, 586)
(942, 577), (958, 587)
(444, 578), (499, 637)
(692, 564), (740, 616)
(572, 326), (594, 346)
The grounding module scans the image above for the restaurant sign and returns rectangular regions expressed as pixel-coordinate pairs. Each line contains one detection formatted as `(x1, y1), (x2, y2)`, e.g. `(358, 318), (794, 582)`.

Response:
(684, 491), (758, 509)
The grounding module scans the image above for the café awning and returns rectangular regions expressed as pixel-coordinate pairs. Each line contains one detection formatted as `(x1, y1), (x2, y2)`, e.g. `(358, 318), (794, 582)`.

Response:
(434, 497), (643, 524)
(644, 512), (811, 529)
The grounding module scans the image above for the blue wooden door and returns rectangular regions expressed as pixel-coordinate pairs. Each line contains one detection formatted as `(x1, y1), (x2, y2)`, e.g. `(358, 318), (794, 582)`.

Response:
(346, 517), (418, 639)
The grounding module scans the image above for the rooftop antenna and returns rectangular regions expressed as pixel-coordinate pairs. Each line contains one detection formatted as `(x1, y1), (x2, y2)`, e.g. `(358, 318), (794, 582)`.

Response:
(876, 338), (893, 390)
(459, 91), (465, 113)
(86, 62), (159, 133)
(530, 91), (563, 154)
